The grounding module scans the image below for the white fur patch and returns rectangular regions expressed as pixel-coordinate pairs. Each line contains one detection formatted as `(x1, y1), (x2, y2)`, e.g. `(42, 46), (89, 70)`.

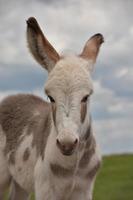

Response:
(9, 133), (37, 192)
(34, 157), (53, 199)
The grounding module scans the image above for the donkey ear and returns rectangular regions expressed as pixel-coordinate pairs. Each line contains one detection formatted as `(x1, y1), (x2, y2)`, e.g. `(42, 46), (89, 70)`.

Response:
(80, 33), (104, 65)
(26, 17), (60, 73)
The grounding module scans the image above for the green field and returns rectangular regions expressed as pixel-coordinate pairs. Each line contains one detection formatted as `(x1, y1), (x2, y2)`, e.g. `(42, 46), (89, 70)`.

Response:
(4, 154), (133, 200)
(94, 154), (133, 200)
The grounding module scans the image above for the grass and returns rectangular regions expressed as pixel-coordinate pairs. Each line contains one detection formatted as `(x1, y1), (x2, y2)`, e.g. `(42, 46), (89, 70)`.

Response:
(93, 154), (133, 200)
(5, 154), (133, 199)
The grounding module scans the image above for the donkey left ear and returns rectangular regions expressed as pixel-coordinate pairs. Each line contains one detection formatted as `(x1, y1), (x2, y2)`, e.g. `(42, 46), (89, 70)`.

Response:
(80, 33), (104, 67)
(26, 17), (60, 73)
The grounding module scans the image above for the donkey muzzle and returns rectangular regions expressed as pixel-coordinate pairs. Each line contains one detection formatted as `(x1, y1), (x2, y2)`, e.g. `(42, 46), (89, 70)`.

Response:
(56, 133), (78, 156)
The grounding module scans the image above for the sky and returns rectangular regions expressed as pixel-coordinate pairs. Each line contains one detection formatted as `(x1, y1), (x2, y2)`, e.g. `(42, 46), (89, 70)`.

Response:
(0, 0), (133, 154)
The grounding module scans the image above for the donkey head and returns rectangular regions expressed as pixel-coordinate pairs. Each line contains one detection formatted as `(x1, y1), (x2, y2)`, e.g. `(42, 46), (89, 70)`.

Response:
(27, 17), (104, 156)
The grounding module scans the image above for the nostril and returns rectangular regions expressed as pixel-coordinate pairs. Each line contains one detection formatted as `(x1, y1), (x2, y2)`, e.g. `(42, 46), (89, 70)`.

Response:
(56, 138), (60, 147)
(56, 139), (66, 149)
(74, 138), (78, 145)
(56, 137), (78, 155)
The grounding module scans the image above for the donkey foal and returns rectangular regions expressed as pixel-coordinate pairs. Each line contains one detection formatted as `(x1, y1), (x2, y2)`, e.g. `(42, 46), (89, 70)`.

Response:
(0, 17), (104, 200)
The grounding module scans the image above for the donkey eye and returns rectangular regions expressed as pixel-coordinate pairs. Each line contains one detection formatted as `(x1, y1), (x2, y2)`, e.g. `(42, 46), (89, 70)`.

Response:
(81, 95), (89, 103)
(48, 95), (55, 103)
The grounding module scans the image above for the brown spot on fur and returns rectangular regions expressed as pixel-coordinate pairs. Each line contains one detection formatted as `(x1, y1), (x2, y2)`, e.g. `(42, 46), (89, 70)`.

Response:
(82, 122), (91, 141)
(79, 124), (96, 168)
(51, 103), (56, 126)
(86, 160), (101, 179)
(78, 123), (91, 152)
(18, 167), (22, 172)
(80, 102), (87, 123)
(23, 147), (30, 161)
(50, 163), (73, 177)
(79, 143), (95, 168)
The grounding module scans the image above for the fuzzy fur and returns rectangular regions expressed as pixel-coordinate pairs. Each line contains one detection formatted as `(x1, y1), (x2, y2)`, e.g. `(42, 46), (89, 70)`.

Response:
(0, 17), (103, 200)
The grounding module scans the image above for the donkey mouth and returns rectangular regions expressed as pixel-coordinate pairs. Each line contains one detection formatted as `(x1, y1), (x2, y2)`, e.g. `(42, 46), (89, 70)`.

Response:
(61, 149), (74, 156)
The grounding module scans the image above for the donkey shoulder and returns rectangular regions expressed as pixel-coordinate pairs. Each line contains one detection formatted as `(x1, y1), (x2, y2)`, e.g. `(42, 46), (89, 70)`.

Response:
(0, 94), (51, 154)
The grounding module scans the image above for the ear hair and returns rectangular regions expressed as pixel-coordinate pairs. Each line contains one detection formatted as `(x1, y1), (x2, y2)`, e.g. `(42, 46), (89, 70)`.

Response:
(80, 33), (104, 63)
(26, 17), (60, 72)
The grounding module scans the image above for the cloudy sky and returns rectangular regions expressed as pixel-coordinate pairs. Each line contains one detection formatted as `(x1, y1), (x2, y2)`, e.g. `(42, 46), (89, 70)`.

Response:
(0, 0), (133, 154)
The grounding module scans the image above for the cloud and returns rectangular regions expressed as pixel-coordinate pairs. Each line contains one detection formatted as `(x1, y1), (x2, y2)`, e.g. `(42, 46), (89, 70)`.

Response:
(91, 81), (133, 119)
(93, 117), (133, 154)
(0, 63), (47, 91)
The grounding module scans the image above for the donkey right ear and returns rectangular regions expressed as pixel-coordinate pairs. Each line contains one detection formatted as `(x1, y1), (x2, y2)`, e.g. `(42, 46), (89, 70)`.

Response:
(26, 17), (60, 73)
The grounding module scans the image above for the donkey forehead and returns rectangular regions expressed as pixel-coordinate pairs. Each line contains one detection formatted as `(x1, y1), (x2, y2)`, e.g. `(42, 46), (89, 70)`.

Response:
(45, 56), (93, 94)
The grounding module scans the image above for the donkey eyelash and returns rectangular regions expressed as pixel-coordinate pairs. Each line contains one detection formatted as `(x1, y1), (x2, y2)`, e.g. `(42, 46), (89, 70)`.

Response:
(81, 90), (93, 102)
(47, 95), (55, 103)
(81, 95), (89, 103)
